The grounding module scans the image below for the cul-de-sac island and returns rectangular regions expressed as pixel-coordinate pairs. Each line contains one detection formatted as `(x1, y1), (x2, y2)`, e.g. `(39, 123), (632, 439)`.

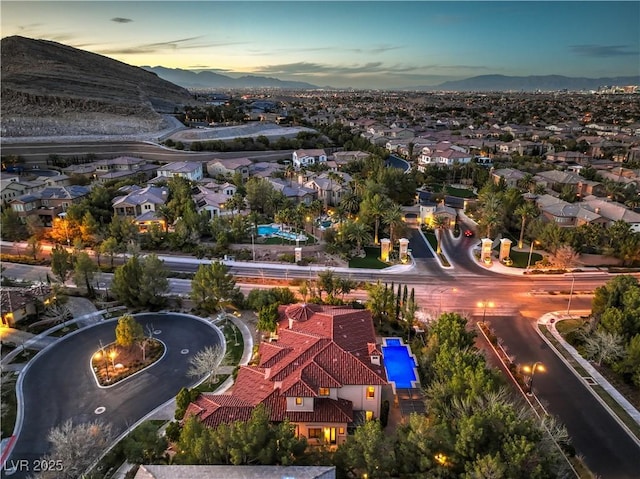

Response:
(1, 24), (640, 479)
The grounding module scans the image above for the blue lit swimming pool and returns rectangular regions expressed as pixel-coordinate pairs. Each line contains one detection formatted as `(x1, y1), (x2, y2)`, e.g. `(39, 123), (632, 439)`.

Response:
(257, 224), (308, 242)
(382, 338), (419, 389)
(257, 225), (280, 236)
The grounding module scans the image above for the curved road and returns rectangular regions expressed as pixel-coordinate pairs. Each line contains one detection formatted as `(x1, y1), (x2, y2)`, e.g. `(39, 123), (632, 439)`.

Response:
(5, 313), (221, 479)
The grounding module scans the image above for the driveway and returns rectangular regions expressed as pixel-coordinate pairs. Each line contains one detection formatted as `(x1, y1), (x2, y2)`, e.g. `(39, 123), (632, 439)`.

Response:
(5, 313), (222, 479)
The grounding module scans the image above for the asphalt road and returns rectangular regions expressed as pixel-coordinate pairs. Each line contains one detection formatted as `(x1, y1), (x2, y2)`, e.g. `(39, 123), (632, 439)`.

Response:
(5, 313), (221, 479)
(487, 314), (640, 479)
(0, 141), (293, 165)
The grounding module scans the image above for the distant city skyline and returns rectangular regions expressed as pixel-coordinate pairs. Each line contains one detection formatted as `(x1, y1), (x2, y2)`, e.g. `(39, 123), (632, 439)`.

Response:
(2, 1), (639, 89)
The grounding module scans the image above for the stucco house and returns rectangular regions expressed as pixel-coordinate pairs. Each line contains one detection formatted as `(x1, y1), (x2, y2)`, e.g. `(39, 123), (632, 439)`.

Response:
(292, 149), (327, 169)
(10, 186), (91, 227)
(112, 185), (168, 231)
(157, 161), (203, 181)
(185, 303), (387, 446)
(207, 157), (253, 180)
(193, 184), (238, 218)
(1, 284), (52, 327)
(304, 172), (352, 207)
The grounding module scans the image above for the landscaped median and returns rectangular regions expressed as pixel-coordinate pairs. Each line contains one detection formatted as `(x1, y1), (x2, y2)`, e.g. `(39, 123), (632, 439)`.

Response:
(537, 318), (640, 444)
(91, 338), (165, 387)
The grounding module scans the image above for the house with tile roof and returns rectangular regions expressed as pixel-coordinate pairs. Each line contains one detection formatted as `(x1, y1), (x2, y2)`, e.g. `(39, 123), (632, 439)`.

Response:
(207, 157), (253, 180)
(303, 172), (352, 207)
(292, 149), (327, 169)
(112, 185), (168, 231)
(1, 284), (52, 327)
(10, 186), (91, 227)
(185, 304), (387, 446)
(157, 161), (203, 181)
(193, 183), (238, 218)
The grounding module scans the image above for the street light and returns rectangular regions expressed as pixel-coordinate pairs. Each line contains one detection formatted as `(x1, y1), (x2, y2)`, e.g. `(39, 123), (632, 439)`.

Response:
(566, 274), (576, 315)
(522, 361), (545, 395)
(477, 300), (495, 324)
(526, 240), (540, 272)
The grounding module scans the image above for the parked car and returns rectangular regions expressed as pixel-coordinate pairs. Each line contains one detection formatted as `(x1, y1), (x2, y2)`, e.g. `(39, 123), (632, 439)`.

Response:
(502, 257), (513, 266)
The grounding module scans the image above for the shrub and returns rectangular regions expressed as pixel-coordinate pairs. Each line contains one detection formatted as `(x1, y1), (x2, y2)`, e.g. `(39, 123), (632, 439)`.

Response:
(380, 400), (390, 428)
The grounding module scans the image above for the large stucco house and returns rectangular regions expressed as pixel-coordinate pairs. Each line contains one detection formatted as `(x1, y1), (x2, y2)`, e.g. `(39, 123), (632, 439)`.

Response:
(185, 303), (387, 446)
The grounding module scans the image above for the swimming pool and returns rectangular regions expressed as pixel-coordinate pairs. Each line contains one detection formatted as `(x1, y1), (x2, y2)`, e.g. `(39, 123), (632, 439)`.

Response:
(382, 337), (419, 390)
(257, 224), (308, 242)
(257, 225), (280, 236)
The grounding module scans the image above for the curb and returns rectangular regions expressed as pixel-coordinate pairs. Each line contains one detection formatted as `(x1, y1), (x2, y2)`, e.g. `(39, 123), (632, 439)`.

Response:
(535, 313), (640, 449)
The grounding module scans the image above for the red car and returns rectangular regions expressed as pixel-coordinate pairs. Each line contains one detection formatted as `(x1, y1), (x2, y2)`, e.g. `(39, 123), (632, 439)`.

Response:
(464, 229), (474, 237)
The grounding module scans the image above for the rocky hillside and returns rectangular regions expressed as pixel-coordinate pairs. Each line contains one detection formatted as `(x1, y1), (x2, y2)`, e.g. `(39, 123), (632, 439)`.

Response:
(1, 36), (196, 138)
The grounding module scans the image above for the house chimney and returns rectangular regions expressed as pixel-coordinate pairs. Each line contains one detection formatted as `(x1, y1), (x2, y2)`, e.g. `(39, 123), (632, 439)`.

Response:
(288, 317), (294, 329)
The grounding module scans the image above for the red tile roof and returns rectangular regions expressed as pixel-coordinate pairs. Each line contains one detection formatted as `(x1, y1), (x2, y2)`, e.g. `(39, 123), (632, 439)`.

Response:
(187, 304), (386, 428)
(184, 394), (253, 427)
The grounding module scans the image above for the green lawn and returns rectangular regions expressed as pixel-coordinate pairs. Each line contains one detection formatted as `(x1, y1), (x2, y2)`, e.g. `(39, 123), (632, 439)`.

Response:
(349, 247), (388, 269)
(429, 184), (477, 198)
(509, 248), (543, 268)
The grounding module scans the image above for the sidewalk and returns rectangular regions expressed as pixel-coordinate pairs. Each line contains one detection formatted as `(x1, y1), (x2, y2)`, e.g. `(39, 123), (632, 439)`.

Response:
(536, 311), (640, 447)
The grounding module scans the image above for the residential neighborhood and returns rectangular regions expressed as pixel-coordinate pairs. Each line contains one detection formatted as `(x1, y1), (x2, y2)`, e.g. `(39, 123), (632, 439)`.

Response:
(2, 88), (640, 479)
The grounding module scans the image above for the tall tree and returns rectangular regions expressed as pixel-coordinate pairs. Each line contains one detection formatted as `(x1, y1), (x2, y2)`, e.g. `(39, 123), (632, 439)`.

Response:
(50, 244), (73, 283)
(190, 262), (242, 313)
(1, 208), (27, 241)
(139, 254), (170, 309)
(382, 202), (405, 246)
(361, 193), (389, 245)
(432, 215), (450, 255)
(73, 251), (98, 295)
(115, 314), (144, 348)
(111, 256), (143, 306)
(515, 202), (538, 249)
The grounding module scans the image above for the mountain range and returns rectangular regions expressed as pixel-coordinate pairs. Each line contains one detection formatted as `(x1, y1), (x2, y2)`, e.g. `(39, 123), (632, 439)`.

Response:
(143, 66), (639, 92)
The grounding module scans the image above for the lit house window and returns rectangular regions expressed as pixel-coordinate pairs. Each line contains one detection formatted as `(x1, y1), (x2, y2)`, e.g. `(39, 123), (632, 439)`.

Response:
(295, 397), (303, 406)
(319, 387), (330, 396)
(338, 427), (345, 435)
(366, 411), (374, 421)
(308, 428), (322, 439)
(366, 386), (375, 399)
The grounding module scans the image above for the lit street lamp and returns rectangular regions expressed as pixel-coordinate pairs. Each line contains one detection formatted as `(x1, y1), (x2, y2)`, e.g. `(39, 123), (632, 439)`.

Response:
(477, 300), (495, 324)
(522, 361), (545, 395)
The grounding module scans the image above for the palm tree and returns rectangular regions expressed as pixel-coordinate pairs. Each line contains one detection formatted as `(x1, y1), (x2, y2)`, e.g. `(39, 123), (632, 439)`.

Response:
(433, 215), (449, 255)
(362, 193), (388, 244)
(344, 220), (372, 256)
(515, 202), (538, 249)
(339, 191), (361, 217)
(382, 203), (405, 246)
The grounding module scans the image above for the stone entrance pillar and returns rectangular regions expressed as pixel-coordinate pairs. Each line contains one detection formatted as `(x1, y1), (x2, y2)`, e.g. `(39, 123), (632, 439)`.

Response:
(399, 238), (410, 263)
(499, 238), (512, 262)
(380, 238), (391, 262)
(481, 238), (493, 264)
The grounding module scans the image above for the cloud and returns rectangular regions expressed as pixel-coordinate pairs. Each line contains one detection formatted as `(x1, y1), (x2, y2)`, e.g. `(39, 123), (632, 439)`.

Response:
(248, 44), (403, 56)
(254, 61), (414, 76)
(570, 44), (638, 57)
(111, 17), (133, 24)
(95, 37), (244, 55)
(252, 61), (489, 78)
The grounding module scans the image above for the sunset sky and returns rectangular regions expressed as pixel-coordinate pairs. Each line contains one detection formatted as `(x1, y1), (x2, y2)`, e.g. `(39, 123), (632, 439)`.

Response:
(2, 1), (639, 89)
